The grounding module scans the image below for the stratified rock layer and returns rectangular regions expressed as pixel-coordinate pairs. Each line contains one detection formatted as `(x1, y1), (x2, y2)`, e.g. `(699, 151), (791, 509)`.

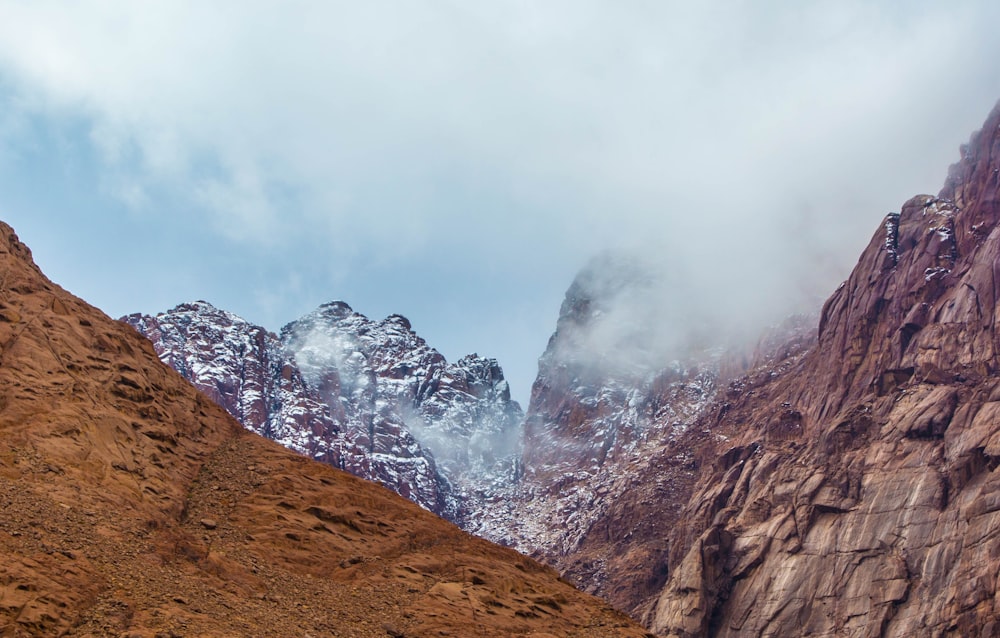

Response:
(0, 221), (649, 637)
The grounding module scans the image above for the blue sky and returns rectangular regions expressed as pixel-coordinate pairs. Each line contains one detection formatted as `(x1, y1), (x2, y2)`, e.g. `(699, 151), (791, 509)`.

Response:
(1, 2), (999, 405)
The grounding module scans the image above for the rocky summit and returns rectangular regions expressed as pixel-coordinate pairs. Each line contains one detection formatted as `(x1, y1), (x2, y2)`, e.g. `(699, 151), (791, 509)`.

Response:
(480, 101), (1000, 636)
(477, 254), (815, 618)
(124, 298), (522, 522)
(474, 255), (723, 578)
(0, 222), (650, 636)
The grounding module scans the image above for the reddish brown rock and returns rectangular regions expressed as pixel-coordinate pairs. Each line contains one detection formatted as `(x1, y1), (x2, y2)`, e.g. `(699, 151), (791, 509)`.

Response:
(642, 102), (1000, 636)
(477, 253), (816, 618)
(500, 102), (1000, 636)
(0, 221), (648, 637)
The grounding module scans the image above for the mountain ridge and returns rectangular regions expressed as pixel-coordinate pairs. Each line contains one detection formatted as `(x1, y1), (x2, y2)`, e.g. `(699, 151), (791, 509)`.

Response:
(0, 220), (650, 637)
(484, 100), (1000, 636)
(633, 101), (1000, 635)
(124, 298), (523, 522)
(113, 101), (1000, 637)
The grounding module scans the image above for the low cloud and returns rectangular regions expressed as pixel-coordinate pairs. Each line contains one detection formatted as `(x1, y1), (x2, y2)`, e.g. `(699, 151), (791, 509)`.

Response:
(1, 2), (999, 401)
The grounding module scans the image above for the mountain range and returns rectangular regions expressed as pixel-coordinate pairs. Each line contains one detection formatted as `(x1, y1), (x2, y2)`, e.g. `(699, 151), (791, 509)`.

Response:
(6, 101), (1000, 636)
(123, 298), (523, 526)
(0, 228), (648, 635)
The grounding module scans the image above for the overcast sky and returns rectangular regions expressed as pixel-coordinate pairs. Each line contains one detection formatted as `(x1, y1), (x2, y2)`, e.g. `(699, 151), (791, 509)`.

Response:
(0, 2), (998, 405)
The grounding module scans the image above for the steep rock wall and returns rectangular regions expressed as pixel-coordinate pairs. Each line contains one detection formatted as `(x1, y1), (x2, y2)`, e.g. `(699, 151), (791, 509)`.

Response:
(648, 102), (1000, 637)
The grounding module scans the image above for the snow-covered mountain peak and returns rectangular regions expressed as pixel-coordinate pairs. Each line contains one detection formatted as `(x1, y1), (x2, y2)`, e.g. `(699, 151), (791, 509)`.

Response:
(126, 299), (523, 521)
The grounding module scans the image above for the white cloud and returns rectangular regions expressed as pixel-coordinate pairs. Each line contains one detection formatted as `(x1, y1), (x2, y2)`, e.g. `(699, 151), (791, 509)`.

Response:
(1, 1), (999, 398)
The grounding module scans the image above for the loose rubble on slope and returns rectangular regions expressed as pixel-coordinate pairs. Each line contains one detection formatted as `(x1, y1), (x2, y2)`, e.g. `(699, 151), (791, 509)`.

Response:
(0, 220), (652, 637)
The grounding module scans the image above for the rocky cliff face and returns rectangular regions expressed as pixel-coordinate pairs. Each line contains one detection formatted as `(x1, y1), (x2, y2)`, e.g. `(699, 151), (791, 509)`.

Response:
(0, 220), (650, 637)
(471, 255), (731, 608)
(124, 299), (522, 521)
(630, 103), (1000, 636)
(478, 253), (815, 617)
(120, 101), (1000, 636)
(477, 104), (1000, 636)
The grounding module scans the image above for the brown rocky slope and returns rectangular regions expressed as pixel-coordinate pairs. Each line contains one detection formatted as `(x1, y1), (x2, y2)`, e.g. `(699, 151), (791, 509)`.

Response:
(584, 103), (1000, 635)
(0, 222), (650, 637)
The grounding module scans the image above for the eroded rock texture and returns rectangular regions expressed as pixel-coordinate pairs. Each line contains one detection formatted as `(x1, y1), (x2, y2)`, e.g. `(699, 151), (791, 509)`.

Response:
(0, 221), (649, 638)
(644, 103), (1000, 636)
(476, 255), (816, 616)
(125, 299), (522, 520)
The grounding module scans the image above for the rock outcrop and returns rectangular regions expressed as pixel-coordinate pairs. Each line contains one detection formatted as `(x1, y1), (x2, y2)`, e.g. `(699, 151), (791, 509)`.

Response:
(474, 254), (734, 610)
(471, 103), (1000, 637)
(124, 298), (523, 521)
(477, 253), (815, 618)
(635, 103), (1000, 635)
(122, 301), (344, 462)
(0, 220), (649, 637)
(281, 301), (523, 522)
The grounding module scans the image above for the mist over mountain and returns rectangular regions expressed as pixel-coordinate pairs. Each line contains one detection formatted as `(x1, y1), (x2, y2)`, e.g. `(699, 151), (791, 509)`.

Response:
(3, 3), (1000, 412)
(10, 94), (1000, 637)
(501, 101), (1000, 635)
(125, 299), (524, 522)
(8, 3), (1000, 636)
(0, 218), (650, 637)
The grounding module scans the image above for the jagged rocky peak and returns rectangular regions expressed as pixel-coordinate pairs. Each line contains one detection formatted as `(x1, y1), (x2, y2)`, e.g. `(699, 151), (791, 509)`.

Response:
(121, 300), (342, 465)
(524, 252), (719, 478)
(477, 251), (725, 588)
(478, 250), (817, 614)
(543, 253), (670, 377)
(281, 302), (448, 383)
(125, 297), (523, 524)
(0, 220), (649, 637)
(123, 299), (289, 430)
(807, 103), (1000, 426)
(282, 300), (524, 519)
